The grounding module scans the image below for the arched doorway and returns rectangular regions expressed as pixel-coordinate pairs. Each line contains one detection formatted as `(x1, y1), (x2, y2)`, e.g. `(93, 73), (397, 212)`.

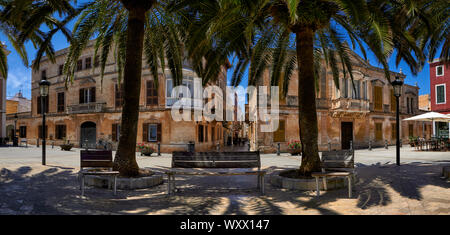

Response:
(80, 121), (96, 149)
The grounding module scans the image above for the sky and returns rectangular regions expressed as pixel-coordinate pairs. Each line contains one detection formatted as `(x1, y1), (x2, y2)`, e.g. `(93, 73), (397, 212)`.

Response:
(1, 6), (436, 100)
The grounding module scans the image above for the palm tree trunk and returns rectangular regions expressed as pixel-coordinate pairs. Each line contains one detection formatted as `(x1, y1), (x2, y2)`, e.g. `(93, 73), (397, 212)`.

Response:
(295, 27), (321, 176)
(113, 3), (151, 177)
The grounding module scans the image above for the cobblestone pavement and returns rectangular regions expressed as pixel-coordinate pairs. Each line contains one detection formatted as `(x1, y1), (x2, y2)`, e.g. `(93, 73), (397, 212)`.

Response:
(0, 145), (448, 215)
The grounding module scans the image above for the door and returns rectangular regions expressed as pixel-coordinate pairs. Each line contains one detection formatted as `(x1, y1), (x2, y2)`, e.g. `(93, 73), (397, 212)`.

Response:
(341, 122), (353, 150)
(80, 122), (96, 149)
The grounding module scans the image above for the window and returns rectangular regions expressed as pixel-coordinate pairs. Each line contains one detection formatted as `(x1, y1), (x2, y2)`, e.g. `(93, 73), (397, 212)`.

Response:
(354, 80), (361, 99)
(391, 123), (396, 140)
(410, 97), (414, 114)
(273, 119), (286, 142)
(205, 126), (208, 142)
(375, 123), (383, 141)
(374, 86), (383, 111)
(436, 65), (444, 76)
(390, 90), (396, 112)
(362, 81), (367, 100)
(57, 92), (65, 112)
(436, 84), (446, 104)
(343, 79), (348, 98)
(19, 126), (26, 138)
(198, 125), (204, 142)
(79, 87), (96, 104)
(38, 125), (48, 139)
(94, 56), (99, 67)
(146, 80), (158, 106)
(41, 70), (47, 80)
(142, 123), (161, 142)
(85, 57), (91, 69)
(112, 124), (120, 142)
(37, 96), (49, 114)
(55, 125), (66, 140)
(58, 65), (64, 76)
(115, 84), (123, 108)
(76, 60), (83, 71)
(408, 124), (414, 137)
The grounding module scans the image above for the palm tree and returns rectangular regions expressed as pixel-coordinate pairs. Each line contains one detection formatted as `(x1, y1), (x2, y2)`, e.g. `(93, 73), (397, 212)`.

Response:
(0, 0), (78, 78)
(64, 0), (185, 177)
(179, 0), (430, 176)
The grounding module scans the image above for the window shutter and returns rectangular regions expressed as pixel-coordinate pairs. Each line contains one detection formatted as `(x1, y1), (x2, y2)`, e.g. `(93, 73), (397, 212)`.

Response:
(143, 123), (148, 142)
(390, 90), (396, 112)
(79, 89), (84, 104)
(63, 125), (66, 138)
(374, 86), (383, 110)
(112, 124), (117, 141)
(157, 123), (162, 142)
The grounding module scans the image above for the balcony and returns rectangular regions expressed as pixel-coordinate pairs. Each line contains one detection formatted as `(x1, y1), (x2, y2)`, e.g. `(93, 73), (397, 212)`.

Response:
(67, 102), (106, 114)
(331, 98), (370, 112)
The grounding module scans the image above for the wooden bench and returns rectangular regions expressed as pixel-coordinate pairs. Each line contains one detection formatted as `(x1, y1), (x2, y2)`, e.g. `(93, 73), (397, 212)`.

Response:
(166, 151), (266, 195)
(78, 150), (119, 196)
(311, 149), (355, 198)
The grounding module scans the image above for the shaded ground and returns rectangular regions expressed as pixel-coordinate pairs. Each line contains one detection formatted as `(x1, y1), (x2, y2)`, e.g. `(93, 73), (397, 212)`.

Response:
(0, 160), (448, 214)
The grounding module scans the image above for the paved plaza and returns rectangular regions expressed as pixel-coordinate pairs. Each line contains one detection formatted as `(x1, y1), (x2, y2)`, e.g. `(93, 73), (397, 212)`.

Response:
(0, 145), (448, 215)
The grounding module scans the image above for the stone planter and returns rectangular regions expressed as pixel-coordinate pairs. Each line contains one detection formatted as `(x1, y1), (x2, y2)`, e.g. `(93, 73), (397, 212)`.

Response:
(60, 144), (73, 151)
(288, 149), (302, 156)
(140, 151), (154, 156)
(84, 173), (163, 190)
(270, 169), (348, 191)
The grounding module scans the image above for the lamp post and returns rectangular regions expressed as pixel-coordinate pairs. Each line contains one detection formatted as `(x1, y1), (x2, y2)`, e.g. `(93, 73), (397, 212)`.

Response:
(392, 76), (403, 166)
(39, 79), (50, 165)
(13, 113), (18, 147)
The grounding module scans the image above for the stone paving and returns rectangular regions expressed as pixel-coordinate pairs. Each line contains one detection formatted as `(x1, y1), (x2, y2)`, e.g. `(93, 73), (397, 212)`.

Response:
(0, 145), (448, 215)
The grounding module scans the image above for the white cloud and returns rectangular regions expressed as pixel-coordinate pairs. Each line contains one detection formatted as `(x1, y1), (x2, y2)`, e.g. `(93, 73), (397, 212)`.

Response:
(6, 67), (32, 99)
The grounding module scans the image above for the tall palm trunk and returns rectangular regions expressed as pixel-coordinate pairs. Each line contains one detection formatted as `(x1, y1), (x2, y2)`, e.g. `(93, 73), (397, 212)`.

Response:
(114, 2), (152, 177)
(295, 27), (321, 176)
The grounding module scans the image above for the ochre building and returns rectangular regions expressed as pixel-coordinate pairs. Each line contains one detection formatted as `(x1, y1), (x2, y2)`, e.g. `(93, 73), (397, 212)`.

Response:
(247, 51), (431, 153)
(7, 41), (229, 152)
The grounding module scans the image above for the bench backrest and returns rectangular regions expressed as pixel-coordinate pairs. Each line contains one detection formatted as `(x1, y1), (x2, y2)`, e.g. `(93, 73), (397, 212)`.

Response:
(172, 151), (260, 169)
(80, 150), (113, 168)
(320, 150), (354, 169)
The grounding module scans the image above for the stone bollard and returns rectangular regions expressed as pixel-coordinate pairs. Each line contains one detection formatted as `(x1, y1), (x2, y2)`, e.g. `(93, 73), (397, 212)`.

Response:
(216, 143), (220, 151)
(385, 140), (388, 149)
(158, 142), (161, 156)
(52, 140), (54, 149)
(277, 143), (280, 156)
(368, 140), (372, 151)
(37, 138), (39, 148)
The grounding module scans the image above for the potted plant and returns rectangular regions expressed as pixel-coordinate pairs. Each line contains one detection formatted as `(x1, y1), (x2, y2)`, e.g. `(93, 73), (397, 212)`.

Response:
(60, 138), (73, 151)
(408, 136), (418, 147)
(287, 141), (302, 156)
(137, 143), (155, 156)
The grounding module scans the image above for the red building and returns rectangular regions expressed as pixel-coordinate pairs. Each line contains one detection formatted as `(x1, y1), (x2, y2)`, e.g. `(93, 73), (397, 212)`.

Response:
(430, 58), (450, 114)
(429, 58), (450, 138)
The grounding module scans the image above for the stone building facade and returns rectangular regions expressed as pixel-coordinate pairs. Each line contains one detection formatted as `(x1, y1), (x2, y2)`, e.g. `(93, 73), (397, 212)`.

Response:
(0, 45), (9, 143)
(247, 51), (431, 153)
(7, 41), (229, 152)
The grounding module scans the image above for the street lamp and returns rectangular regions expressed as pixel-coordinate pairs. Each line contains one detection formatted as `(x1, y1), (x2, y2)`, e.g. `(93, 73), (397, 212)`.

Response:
(39, 79), (50, 165)
(392, 76), (403, 166)
(13, 113), (18, 146)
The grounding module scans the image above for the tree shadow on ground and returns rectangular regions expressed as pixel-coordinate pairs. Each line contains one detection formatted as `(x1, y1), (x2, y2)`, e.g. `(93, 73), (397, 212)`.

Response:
(0, 162), (448, 215)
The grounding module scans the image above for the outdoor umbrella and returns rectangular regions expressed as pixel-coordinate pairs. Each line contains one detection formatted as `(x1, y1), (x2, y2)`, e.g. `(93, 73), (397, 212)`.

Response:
(403, 112), (450, 122)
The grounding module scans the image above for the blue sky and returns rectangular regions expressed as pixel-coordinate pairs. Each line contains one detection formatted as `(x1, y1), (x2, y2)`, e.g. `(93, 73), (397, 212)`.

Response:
(1, 9), (435, 100)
